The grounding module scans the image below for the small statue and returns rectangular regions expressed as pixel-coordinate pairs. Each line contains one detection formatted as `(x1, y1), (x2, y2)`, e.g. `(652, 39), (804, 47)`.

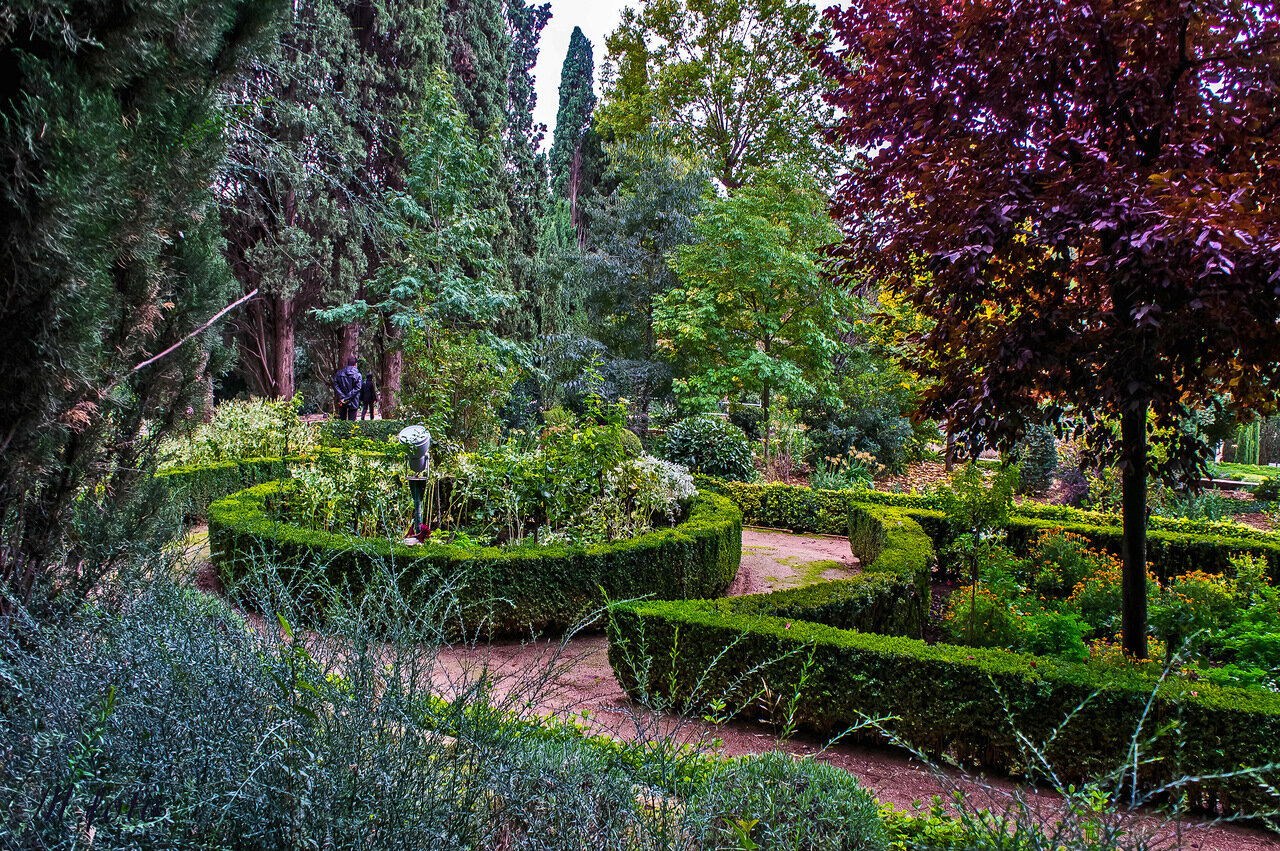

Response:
(397, 425), (431, 543)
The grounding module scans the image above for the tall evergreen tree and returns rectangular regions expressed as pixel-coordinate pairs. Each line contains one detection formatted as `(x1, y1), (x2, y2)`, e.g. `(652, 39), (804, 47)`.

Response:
(549, 27), (597, 197)
(220, 0), (377, 402)
(317, 0), (444, 414)
(498, 0), (552, 340)
(222, 0), (444, 410)
(0, 0), (279, 610)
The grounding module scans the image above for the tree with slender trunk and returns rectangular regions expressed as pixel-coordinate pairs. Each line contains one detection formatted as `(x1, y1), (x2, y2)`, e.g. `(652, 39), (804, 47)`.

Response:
(813, 0), (1280, 658)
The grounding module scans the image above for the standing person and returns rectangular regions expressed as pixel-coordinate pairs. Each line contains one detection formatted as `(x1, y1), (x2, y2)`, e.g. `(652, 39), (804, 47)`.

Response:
(333, 357), (362, 421)
(359, 373), (377, 420)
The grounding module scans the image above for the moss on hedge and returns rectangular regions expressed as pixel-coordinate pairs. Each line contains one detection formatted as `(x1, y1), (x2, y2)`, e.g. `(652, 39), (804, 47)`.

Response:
(209, 482), (742, 636)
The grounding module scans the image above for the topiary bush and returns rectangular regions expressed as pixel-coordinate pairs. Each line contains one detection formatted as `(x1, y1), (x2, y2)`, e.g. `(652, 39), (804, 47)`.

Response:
(663, 416), (755, 481)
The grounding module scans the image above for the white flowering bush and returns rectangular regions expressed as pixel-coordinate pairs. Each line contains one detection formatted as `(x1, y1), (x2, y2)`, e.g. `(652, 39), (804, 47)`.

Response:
(159, 396), (315, 468)
(630, 455), (697, 525)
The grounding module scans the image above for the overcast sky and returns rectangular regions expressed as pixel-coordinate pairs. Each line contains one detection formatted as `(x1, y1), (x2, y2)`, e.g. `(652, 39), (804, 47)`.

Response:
(531, 0), (632, 150)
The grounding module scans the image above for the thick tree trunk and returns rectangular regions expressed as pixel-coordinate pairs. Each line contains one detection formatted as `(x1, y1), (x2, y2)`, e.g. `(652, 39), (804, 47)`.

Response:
(945, 427), (956, 472)
(379, 321), (403, 416)
(339, 321), (360, 369)
(1120, 405), (1149, 659)
(272, 295), (296, 400)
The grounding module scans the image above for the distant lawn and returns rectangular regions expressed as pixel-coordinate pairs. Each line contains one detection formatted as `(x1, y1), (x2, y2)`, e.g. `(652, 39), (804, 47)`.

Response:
(1211, 462), (1280, 483)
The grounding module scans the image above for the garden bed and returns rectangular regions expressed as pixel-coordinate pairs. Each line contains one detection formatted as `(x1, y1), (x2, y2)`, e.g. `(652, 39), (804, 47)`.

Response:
(608, 484), (1280, 816)
(209, 482), (743, 636)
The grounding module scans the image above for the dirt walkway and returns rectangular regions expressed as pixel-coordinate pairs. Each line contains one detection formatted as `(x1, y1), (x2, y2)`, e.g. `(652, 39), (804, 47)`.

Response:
(185, 526), (1280, 850)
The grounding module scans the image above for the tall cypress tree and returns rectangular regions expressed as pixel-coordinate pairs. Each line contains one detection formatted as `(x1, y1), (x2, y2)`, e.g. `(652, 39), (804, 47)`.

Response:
(222, 0), (444, 410)
(219, 0), (374, 402)
(0, 0), (280, 609)
(549, 27), (597, 198)
(499, 0), (553, 340)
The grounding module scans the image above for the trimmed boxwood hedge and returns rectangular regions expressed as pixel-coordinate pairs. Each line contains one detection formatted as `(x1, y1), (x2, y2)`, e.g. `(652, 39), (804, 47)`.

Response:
(209, 482), (742, 636)
(696, 476), (1280, 582)
(607, 597), (1280, 815)
(609, 486), (1280, 813)
(157, 457), (295, 521)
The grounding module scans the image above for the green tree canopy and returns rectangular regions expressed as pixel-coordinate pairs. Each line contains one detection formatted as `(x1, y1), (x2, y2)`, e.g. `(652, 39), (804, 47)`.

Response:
(598, 0), (839, 191)
(657, 169), (851, 446)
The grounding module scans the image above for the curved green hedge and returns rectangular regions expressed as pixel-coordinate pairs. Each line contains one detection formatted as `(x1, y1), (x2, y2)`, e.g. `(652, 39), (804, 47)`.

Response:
(607, 597), (1280, 815)
(157, 457), (296, 521)
(209, 482), (742, 636)
(697, 476), (1280, 582)
(609, 490), (1280, 814)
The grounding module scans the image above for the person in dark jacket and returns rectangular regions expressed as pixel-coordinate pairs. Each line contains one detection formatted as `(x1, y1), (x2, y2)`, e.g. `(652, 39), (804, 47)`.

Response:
(333, 357), (362, 420)
(359, 373), (377, 420)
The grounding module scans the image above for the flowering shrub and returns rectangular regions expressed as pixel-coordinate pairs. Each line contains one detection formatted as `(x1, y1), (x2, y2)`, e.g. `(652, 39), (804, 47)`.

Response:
(285, 453), (407, 538)
(943, 528), (1280, 687)
(275, 405), (698, 547)
(159, 396), (315, 468)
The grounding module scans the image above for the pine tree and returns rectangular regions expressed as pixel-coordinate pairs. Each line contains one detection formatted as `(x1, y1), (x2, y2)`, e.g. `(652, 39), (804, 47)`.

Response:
(0, 0), (280, 610)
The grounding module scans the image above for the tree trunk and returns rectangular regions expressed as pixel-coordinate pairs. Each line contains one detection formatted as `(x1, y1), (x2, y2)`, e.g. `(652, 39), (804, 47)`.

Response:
(272, 295), (295, 400)
(1120, 405), (1149, 659)
(339, 321), (360, 369)
(569, 145), (587, 250)
(945, 426), (956, 472)
(761, 383), (771, 463)
(379, 322), (403, 416)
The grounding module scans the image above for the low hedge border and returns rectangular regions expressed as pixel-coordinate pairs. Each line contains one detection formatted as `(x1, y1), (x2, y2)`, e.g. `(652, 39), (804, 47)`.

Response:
(157, 457), (296, 521)
(696, 476), (1280, 582)
(209, 482), (742, 636)
(607, 598), (1280, 815)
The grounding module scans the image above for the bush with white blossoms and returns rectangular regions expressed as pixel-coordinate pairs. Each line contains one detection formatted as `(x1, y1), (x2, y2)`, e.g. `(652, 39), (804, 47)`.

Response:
(630, 455), (697, 525)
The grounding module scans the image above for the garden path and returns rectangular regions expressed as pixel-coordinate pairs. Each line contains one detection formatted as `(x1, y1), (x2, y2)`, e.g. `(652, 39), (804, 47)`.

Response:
(184, 526), (1280, 851)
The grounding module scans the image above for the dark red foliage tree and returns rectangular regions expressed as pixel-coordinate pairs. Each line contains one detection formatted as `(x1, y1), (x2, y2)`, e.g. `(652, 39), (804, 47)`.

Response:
(813, 0), (1280, 657)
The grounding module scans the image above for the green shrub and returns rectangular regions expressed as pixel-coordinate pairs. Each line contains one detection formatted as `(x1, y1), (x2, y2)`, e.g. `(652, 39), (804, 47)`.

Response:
(210, 483), (742, 636)
(1015, 611), (1088, 661)
(664, 416), (756, 481)
(690, 752), (886, 851)
(1255, 476), (1280, 503)
(1010, 423), (1058, 495)
(620, 428), (643, 458)
(158, 395), (314, 468)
